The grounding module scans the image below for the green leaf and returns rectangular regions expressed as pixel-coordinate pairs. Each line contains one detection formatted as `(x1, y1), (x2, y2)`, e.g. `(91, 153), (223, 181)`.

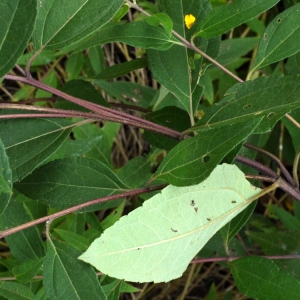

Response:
(191, 75), (300, 135)
(117, 157), (151, 188)
(144, 106), (191, 151)
(247, 231), (300, 255)
(15, 157), (128, 211)
(0, 0), (37, 77)
(221, 201), (256, 247)
(44, 237), (106, 300)
(0, 192), (45, 263)
(71, 21), (176, 52)
(152, 119), (259, 186)
(55, 79), (109, 111)
(101, 201), (125, 231)
(33, 288), (47, 300)
(93, 58), (148, 80)
(252, 3), (300, 72)
(0, 281), (34, 300)
(12, 257), (44, 284)
(195, 0), (279, 38)
(33, 0), (123, 51)
(271, 205), (300, 231)
(54, 229), (90, 251)
(66, 52), (85, 81)
(94, 80), (156, 108)
(73, 122), (120, 167)
(286, 52), (300, 75)
(0, 117), (77, 182)
(229, 256), (300, 300)
(146, 13), (173, 36)
(147, 0), (217, 116)
(79, 164), (261, 283)
(0, 138), (12, 218)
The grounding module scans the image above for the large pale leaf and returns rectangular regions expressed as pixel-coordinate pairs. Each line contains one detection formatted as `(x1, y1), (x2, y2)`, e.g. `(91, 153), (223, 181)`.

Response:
(229, 256), (300, 300)
(0, 0), (37, 76)
(252, 3), (300, 72)
(0, 138), (12, 217)
(0, 117), (77, 182)
(79, 164), (261, 283)
(152, 118), (259, 186)
(191, 75), (300, 135)
(15, 157), (128, 210)
(44, 237), (106, 300)
(194, 0), (279, 38)
(33, 0), (123, 51)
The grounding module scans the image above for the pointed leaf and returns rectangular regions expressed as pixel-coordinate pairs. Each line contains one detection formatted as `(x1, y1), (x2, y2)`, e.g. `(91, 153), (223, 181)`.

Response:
(70, 21), (175, 52)
(152, 119), (260, 186)
(33, 0), (123, 51)
(0, 281), (34, 300)
(252, 3), (300, 71)
(229, 256), (300, 300)
(191, 75), (300, 135)
(12, 257), (44, 284)
(0, 192), (45, 263)
(0, 117), (77, 182)
(15, 158), (128, 211)
(0, 0), (37, 77)
(79, 164), (261, 283)
(0, 138), (12, 218)
(195, 0), (279, 38)
(44, 237), (106, 300)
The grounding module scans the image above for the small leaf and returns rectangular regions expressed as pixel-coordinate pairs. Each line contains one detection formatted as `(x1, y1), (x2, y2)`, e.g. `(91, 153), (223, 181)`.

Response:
(79, 164), (261, 283)
(44, 237), (106, 300)
(93, 58), (148, 80)
(0, 138), (12, 217)
(0, 0), (37, 76)
(195, 0), (279, 38)
(33, 0), (123, 51)
(229, 256), (300, 300)
(15, 157), (128, 211)
(146, 13), (173, 36)
(12, 257), (44, 284)
(0, 281), (34, 300)
(252, 3), (300, 72)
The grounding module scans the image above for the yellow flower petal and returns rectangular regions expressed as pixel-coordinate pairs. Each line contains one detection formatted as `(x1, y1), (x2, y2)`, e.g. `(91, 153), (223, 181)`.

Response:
(185, 14), (196, 29)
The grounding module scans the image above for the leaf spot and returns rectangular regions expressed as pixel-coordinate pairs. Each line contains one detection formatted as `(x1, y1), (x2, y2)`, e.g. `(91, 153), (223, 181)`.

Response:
(206, 218), (211, 221)
(194, 207), (198, 213)
(190, 200), (195, 206)
(201, 154), (210, 164)
(171, 228), (178, 232)
(166, 119), (172, 123)
(277, 18), (282, 23)
(231, 200), (236, 204)
(267, 112), (276, 119)
(264, 33), (268, 41)
(243, 104), (252, 110)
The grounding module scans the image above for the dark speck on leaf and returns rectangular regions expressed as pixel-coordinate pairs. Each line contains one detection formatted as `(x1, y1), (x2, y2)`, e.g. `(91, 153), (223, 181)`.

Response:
(194, 207), (198, 213)
(171, 228), (178, 232)
(114, 210), (117, 215)
(190, 200), (195, 206)
(231, 200), (236, 204)
(207, 218), (211, 221)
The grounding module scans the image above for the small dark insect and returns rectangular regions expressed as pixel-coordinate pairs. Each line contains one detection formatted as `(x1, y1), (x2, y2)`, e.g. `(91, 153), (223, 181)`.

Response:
(114, 210), (118, 215)
(137, 248), (140, 250)
(206, 218), (211, 221)
(231, 200), (236, 204)
(190, 200), (195, 206)
(194, 207), (198, 213)
(171, 228), (178, 232)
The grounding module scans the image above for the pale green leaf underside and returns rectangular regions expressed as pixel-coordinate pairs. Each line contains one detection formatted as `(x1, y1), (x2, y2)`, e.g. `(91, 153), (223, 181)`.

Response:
(79, 164), (261, 283)
(252, 3), (300, 71)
